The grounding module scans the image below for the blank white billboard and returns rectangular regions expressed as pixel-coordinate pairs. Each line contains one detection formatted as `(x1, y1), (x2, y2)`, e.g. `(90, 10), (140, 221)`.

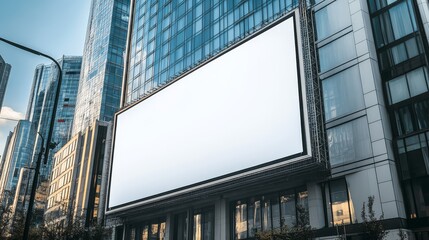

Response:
(109, 16), (305, 209)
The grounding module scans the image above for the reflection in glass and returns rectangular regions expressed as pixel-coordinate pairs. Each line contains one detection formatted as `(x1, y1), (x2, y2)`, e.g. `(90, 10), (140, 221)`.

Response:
(141, 225), (149, 240)
(330, 180), (351, 225)
(235, 202), (247, 239)
(193, 214), (202, 240)
(280, 193), (296, 227)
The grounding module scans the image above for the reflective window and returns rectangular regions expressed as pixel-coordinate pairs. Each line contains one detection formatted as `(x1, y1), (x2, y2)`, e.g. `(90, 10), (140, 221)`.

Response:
(315, 0), (351, 40)
(387, 67), (429, 104)
(232, 187), (309, 240)
(371, 0), (417, 48)
(322, 66), (365, 121)
(127, 0), (300, 104)
(327, 117), (372, 166)
(174, 208), (214, 240)
(328, 179), (352, 226)
(127, 219), (166, 240)
(318, 33), (356, 72)
(397, 133), (429, 179)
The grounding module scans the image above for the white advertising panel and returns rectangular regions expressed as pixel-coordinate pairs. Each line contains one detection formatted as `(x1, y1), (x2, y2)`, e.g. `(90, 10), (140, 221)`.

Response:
(109, 16), (304, 208)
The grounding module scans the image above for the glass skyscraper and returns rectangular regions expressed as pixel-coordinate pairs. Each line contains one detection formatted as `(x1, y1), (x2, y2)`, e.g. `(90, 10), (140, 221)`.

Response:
(0, 55), (11, 114)
(0, 120), (35, 207)
(28, 56), (83, 180)
(72, 0), (130, 135)
(108, 0), (429, 239)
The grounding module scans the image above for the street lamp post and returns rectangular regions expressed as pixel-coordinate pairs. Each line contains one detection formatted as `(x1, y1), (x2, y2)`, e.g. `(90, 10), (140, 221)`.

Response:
(0, 37), (63, 240)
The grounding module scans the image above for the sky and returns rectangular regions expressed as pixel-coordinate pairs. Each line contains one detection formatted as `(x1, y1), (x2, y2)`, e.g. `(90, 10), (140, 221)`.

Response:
(0, 0), (91, 154)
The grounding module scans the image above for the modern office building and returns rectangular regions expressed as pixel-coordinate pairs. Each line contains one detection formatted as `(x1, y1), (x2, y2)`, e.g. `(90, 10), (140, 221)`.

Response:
(0, 55), (11, 114)
(26, 64), (51, 124)
(0, 120), (35, 207)
(29, 56), (82, 181)
(71, 0), (131, 135)
(106, 0), (429, 239)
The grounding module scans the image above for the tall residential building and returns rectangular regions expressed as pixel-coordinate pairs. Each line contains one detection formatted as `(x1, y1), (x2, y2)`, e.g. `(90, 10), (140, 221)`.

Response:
(28, 56), (82, 181)
(106, 0), (429, 239)
(0, 55), (11, 113)
(72, 0), (131, 135)
(0, 120), (35, 207)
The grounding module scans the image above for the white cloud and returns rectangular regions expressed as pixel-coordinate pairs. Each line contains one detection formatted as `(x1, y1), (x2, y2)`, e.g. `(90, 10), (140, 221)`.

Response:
(0, 106), (24, 125)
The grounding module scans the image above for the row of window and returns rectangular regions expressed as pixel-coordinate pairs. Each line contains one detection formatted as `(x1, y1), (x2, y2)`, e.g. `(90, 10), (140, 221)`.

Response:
(125, 181), (359, 240)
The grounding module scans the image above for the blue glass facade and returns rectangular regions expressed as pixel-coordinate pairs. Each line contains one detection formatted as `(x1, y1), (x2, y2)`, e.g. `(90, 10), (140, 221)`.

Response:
(0, 120), (35, 205)
(29, 56), (83, 180)
(72, 0), (130, 135)
(124, 0), (298, 105)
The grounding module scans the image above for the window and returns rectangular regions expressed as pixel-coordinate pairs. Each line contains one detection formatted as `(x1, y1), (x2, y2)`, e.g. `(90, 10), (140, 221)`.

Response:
(232, 187), (309, 240)
(397, 133), (429, 179)
(387, 67), (429, 104)
(318, 33), (356, 72)
(173, 208), (214, 240)
(327, 117), (372, 166)
(315, 0), (351, 40)
(371, 0), (417, 48)
(322, 66), (365, 121)
(327, 179), (353, 226)
(127, 219), (166, 240)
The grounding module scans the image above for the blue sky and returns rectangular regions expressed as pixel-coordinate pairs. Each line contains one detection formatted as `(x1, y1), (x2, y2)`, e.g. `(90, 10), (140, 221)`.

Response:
(0, 0), (91, 153)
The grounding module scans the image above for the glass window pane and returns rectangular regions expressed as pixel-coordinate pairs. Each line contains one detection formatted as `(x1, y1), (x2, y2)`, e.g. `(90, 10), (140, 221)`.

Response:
(395, 106), (415, 134)
(389, 75), (410, 104)
(141, 225), (149, 240)
(296, 189), (309, 226)
(193, 214), (202, 240)
(322, 66), (365, 121)
(235, 202), (248, 239)
(412, 176), (429, 217)
(174, 213), (188, 240)
(262, 199), (272, 231)
(318, 33), (356, 72)
(315, 0), (351, 40)
(327, 117), (372, 166)
(415, 100), (429, 130)
(271, 197), (281, 229)
(330, 179), (351, 225)
(280, 192), (296, 227)
(389, 0), (416, 40)
(407, 67), (428, 97)
(248, 200), (261, 237)
(202, 211), (214, 240)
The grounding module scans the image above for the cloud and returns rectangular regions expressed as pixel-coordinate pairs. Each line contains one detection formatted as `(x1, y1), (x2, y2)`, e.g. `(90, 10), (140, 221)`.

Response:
(0, 106), (24, 125)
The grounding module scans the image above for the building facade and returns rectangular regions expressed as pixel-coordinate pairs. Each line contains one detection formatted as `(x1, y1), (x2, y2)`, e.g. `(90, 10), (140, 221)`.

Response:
(28, 56), (82, 181)
(106, 0), (429, 239)
(0, 55), (11, 114)
(0, 120), (35, 207)
(72, 0), (131, 135)
(45, 133), (83, 223)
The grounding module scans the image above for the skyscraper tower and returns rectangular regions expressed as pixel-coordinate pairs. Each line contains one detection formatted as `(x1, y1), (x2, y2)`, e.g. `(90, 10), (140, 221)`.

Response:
(28, 56), (83, 180)
(0, 55), (11, 114)
(72, 0), (130, 135)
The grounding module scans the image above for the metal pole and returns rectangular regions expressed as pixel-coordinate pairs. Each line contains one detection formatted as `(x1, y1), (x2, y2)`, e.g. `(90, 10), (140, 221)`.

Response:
(0, 37), (62, 240)
(22, 133), (44, 239)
